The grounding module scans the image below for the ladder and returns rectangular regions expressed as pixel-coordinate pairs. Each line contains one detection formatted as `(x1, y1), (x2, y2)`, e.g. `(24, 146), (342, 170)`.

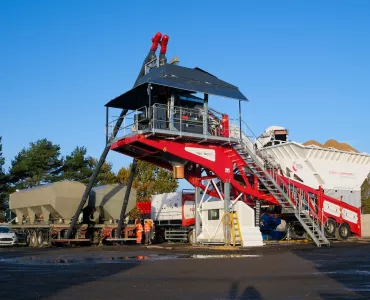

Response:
(233, 142), (330, 247)
(231, 212), (243, 246)
(223, 212), (243, 246)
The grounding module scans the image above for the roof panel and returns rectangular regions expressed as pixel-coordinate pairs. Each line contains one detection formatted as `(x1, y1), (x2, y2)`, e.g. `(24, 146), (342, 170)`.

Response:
(105, 64), (248, 110)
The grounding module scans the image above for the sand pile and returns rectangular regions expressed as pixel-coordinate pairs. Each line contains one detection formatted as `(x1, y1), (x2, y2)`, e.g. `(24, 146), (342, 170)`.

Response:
(303, 139), (359, 153)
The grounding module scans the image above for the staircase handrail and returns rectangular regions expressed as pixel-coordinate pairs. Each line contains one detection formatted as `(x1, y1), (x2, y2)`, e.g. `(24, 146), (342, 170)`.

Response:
(237, 121), (326, 232)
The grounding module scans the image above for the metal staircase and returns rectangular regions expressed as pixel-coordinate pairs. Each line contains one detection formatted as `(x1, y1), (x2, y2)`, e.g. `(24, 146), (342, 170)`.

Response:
(233, 141), (330, 247)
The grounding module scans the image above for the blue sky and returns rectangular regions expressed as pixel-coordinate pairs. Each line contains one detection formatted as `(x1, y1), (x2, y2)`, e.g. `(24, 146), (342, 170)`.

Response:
(1, 1), (369, 190)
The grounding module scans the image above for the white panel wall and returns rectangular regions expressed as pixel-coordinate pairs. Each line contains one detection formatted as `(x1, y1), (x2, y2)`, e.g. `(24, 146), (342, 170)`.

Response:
(151, 192), (182, 221)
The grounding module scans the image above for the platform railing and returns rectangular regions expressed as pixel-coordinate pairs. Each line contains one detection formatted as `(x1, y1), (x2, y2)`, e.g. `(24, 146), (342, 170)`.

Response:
(150, 103), (227, 138)
(107, 106), (148, 142)
(107, 104), (234, 142)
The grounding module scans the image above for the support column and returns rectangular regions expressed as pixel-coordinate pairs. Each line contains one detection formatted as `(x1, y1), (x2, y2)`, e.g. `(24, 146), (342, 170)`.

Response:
(169, 93), (175, 130)
(195, 186), (201, 245)
(203, 93), (208, 135)
(116, 159), (138, 238)
(224, 182), (231, 246)
(106, 107), (109, 145)
(238, 100), (242, 141)
(147, 84), (152, 120)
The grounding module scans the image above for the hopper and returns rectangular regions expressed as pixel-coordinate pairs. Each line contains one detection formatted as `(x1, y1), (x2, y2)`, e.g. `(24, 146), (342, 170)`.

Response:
(9, 180), (86, 224)
(87, 184), (137, 224)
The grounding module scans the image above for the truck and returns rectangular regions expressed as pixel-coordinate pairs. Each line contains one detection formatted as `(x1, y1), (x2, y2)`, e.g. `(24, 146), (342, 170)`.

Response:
(7, 180), (138, 247)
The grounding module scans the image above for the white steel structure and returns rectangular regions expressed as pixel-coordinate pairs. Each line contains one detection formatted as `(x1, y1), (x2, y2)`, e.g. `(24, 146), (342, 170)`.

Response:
(255, 126), (370, 208)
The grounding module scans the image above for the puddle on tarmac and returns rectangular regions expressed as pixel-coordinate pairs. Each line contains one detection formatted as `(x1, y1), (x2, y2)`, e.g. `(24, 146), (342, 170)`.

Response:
(0, 253), (262, 265)
(312, 270), (370, 276)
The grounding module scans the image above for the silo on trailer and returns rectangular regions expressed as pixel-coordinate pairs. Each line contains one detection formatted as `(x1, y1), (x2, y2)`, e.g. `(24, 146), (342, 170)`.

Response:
(87, 184), (137, 224)
(255, 127), (370, 208)
(9, 180), (87, 224)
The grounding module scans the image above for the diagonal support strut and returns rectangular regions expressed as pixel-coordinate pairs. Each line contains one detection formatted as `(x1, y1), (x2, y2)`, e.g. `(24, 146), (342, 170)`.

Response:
(66, 109), (128, 239)
(115, 158), (138, 238)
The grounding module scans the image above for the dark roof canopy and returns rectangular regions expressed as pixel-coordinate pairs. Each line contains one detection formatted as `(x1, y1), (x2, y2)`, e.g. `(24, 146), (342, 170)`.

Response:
(105, 63), (248, 110)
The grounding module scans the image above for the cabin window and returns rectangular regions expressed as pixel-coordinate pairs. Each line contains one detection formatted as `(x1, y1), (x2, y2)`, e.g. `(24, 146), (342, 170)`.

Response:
(208, 209), (219, 220)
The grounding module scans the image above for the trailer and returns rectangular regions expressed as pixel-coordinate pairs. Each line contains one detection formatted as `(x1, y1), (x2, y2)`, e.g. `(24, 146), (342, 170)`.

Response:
(8, 180), (138, 247)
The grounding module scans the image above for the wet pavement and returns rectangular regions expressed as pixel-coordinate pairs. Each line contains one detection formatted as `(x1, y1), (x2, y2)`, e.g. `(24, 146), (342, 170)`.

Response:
(0, 242), (370, 299)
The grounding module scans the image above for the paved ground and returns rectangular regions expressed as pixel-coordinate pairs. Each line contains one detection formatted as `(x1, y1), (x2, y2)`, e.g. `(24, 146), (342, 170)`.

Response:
(0, 241), (370, 300)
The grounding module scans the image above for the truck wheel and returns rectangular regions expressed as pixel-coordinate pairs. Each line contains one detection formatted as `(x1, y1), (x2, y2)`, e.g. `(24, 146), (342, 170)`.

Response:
(335, 223), (351, 241)
(324, 219), (336, 238)
(188, 229), (195, 245)
(31, 231), (39, 247)
(37, 231), (44, 246)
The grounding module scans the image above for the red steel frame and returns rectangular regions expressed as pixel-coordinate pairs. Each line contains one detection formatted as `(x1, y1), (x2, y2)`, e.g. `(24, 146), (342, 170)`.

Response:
(111, 133), (362, 237)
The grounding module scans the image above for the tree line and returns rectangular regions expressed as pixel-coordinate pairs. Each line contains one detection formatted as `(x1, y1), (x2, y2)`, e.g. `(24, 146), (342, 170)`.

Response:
(0, 137), (178, 221)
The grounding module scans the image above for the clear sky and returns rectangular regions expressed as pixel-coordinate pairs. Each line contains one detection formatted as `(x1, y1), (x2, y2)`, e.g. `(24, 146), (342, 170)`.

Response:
(1, 0), (369, 191)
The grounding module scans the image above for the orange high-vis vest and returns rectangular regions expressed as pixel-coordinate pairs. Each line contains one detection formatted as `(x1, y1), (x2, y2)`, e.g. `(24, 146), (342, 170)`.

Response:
(136, 223), (143, 233)
(144, 223), (151, 232)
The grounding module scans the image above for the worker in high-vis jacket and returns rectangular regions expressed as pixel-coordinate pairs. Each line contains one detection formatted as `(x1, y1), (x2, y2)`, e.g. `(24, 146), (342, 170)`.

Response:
(135, 219), (143, 244)
(144, 220), (153, 245)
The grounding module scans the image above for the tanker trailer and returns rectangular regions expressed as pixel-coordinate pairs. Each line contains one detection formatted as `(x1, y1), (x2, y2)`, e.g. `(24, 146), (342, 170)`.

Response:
(8, 181), (138, 247)
(254, 126), (370, 239)
(9, 180), (86, 246)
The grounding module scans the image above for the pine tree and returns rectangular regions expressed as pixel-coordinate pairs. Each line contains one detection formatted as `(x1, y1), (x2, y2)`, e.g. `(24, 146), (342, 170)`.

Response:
(61, 146), (117, 186)
(9, 139), (63, 189)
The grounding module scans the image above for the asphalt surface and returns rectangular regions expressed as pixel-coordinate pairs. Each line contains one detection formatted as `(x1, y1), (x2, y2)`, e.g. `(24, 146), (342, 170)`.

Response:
(0, 241), (370, 300)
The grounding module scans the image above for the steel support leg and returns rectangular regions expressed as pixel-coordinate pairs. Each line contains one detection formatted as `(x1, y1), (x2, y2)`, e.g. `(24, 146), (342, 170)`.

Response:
(169, 93), (175, 130)
(195, 186), (201, 245)
(224, 182), (231, 246)
(66, 109), (128, 239)
(203, 94), (208, 135)
(116, 159), (137, 238)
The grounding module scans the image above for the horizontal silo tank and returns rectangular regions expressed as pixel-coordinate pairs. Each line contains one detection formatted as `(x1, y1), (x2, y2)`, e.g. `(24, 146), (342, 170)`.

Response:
(259, 142), (370, 208)
(88, 184), (137, 223)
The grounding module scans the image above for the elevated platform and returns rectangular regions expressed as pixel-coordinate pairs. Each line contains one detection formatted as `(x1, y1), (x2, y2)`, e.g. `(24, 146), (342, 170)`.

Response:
(109, 128), (240, 146)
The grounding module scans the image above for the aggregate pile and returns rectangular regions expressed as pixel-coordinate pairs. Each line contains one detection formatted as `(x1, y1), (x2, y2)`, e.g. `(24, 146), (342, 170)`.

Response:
(303, 139), (359, 153)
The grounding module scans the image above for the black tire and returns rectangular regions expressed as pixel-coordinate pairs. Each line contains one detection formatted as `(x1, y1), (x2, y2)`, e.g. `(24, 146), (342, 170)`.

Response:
(37, 231), (44, 246)
(335, 223), (351, 241)
(31, 231), (38, 247)
(293, 225), (305, 238)
(188, 229), (195, 245)
(324, 219), (336, 238)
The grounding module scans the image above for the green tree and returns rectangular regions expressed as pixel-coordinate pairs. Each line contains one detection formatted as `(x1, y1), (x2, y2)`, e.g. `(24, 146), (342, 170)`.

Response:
(61, 146), (117, 186)
(9, 139), (63, 189)
(89, 157), (118, 186)
(0, 137), (7, 221)
(117, 160), (178, 218)
(61, 146), (92, 183)
(117, 160), (178, 202)
(362, 173), (370, 214)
